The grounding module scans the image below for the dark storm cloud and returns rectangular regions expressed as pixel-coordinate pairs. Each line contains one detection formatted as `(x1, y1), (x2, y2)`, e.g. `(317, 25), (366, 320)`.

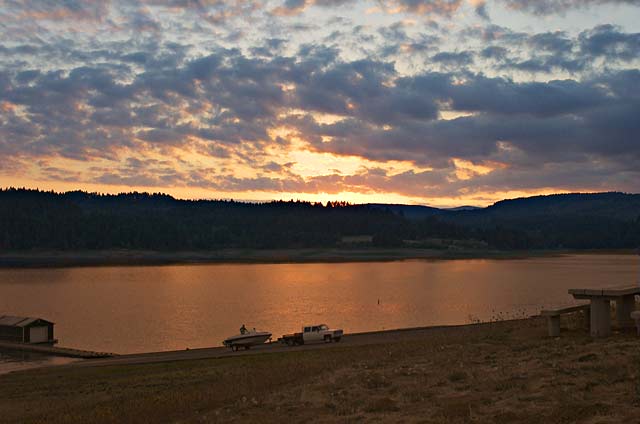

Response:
(249, 39), (288, 57)
(528, 31), (574, 53)
(470, 25), (638, 74)
(285, 68), (639, 180)
(383, 0), (463, 15)
(445, 76), (607, 116)
(271, 0), (351, 15)
(503, 57), (586, 73)
(480, 46), (508, 60)
(499, 0), (640, 15)
(579, 25), (640, 61)
(459, 24), (527, 44)
(128, 8), (162, 33)
(431, 51), (475, 67)
(474, 2), (490, 20)
(378, 22), (412, 45)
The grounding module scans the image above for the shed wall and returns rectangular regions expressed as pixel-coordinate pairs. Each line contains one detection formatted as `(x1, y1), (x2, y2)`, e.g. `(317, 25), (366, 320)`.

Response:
(0, 325), (24, 342)
(28, 326), (49, 343)
(23, 323), (54, 343)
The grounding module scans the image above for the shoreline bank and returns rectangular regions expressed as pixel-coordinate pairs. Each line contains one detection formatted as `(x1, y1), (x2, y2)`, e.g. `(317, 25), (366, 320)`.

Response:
(0, 248), (631, 269)
(59, 320), (534, 368)
(2, 316), (639, 423)
(0, 341), (115, 359)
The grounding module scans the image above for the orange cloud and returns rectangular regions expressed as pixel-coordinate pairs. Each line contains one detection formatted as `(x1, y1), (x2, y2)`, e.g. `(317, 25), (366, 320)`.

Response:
(381, 0), (464, 16)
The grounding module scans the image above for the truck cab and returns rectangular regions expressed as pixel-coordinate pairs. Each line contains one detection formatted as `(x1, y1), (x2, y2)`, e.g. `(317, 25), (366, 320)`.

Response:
(302, 324), (343, 343)
(280, 323), (343, 346)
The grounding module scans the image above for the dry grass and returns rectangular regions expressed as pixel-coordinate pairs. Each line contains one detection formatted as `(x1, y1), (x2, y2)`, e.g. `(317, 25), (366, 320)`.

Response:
(2, 316), (640, 423)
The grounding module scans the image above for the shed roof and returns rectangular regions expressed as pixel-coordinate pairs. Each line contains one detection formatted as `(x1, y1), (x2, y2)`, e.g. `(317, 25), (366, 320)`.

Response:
(0, 316), (53, 327)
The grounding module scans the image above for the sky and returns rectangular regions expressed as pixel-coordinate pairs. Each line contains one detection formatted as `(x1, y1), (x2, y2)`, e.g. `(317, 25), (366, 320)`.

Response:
(0, 0), (638, 207)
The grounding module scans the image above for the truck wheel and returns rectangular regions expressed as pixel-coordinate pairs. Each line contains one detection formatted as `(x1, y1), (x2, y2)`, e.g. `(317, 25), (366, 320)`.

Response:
(324, 335), (332, 343)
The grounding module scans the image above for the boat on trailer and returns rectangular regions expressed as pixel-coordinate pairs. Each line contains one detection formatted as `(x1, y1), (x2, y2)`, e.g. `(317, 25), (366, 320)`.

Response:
(223, 329), (272, 351)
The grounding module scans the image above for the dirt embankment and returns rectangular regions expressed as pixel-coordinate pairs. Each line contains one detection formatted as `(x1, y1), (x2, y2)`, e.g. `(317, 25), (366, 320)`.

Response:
(1, 315), (640, 423)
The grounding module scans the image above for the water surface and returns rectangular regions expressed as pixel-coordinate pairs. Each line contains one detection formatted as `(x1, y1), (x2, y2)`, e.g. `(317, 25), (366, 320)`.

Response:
(0, 351), (78, 375)
(0, 254), (637, 356)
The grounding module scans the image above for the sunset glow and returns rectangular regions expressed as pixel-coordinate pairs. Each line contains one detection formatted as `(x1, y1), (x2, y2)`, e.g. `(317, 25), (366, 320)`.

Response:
(1, 1), (638, 206)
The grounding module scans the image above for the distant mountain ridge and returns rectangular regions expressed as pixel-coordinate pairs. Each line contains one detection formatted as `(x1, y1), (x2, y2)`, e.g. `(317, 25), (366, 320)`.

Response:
(445, 206), (481, 212)
(479, 192), (640, 220)
(367, 203), (482, 218)
(370, 192), (640, 222)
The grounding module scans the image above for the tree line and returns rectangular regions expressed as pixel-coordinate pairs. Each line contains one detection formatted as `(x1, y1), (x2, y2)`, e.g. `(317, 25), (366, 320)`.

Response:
(0, 188), (639, 251)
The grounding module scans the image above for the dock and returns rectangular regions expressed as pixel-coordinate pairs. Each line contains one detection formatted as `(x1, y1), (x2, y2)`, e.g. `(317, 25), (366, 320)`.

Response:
(0, 341), (116, 359)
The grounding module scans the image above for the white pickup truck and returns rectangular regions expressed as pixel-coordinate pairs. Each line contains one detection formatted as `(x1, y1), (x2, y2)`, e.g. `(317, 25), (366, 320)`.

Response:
(280, 324), (343, 346)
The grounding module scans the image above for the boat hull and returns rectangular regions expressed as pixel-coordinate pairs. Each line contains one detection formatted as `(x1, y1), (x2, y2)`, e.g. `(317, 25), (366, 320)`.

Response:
(223, 332), (272, 349)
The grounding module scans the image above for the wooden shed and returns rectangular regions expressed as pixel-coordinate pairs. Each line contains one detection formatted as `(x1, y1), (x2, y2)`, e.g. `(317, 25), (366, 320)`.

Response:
(0, 315), (55, 344)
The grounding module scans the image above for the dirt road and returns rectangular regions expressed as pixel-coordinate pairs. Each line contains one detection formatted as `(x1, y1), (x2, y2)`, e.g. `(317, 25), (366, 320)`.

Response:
(70, 323), (478, 368)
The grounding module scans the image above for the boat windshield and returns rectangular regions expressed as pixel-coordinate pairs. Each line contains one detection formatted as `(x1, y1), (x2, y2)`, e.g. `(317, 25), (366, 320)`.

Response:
(319, 324), (328, 330)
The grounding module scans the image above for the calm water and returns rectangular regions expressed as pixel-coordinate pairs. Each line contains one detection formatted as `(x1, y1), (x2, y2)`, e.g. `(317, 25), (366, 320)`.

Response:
(0, 254), (637, 357)
(0, 351), (77, 375)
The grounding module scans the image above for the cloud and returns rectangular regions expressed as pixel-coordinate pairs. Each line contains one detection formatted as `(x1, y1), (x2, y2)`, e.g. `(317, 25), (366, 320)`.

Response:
(271, 0), (464, 16)
(480, 45), (508, 60)
(474, 2), (490, 20)
(287, 69), (639, 176)
(381, 0), (464, 15)
(579, 24), (640, 61)
(470, 25), (639, 74)
(445, 75), (608, 117)
(2, 38), (638, 190)
(499, 0), (640, 15)
(0, 0), (639, 202)
(2, 0), (110, 22)
(431, 51), (475, 67)
(271, 0), (351, 16)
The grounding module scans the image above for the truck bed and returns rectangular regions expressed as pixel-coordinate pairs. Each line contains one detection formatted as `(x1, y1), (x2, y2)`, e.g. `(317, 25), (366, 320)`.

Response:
(278, 333), (304, 345)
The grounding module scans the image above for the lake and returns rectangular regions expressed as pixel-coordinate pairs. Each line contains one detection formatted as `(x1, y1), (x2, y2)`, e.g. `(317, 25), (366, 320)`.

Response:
(0, 351), (77, 375)
(0, 254), (637, 356)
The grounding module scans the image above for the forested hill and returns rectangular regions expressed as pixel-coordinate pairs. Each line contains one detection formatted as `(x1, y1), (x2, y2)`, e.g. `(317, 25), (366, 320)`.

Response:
(0, 188), (639, 251)
(371, 193), (640, 222)
(460, 192), (640, 221)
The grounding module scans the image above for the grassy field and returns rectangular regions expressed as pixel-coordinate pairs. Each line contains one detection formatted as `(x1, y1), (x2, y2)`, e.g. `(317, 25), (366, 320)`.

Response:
(2, 316), (640, 423)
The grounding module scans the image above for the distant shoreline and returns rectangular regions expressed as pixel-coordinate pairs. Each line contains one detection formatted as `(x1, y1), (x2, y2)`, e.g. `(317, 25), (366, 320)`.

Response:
(0, 248), (634, 269)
